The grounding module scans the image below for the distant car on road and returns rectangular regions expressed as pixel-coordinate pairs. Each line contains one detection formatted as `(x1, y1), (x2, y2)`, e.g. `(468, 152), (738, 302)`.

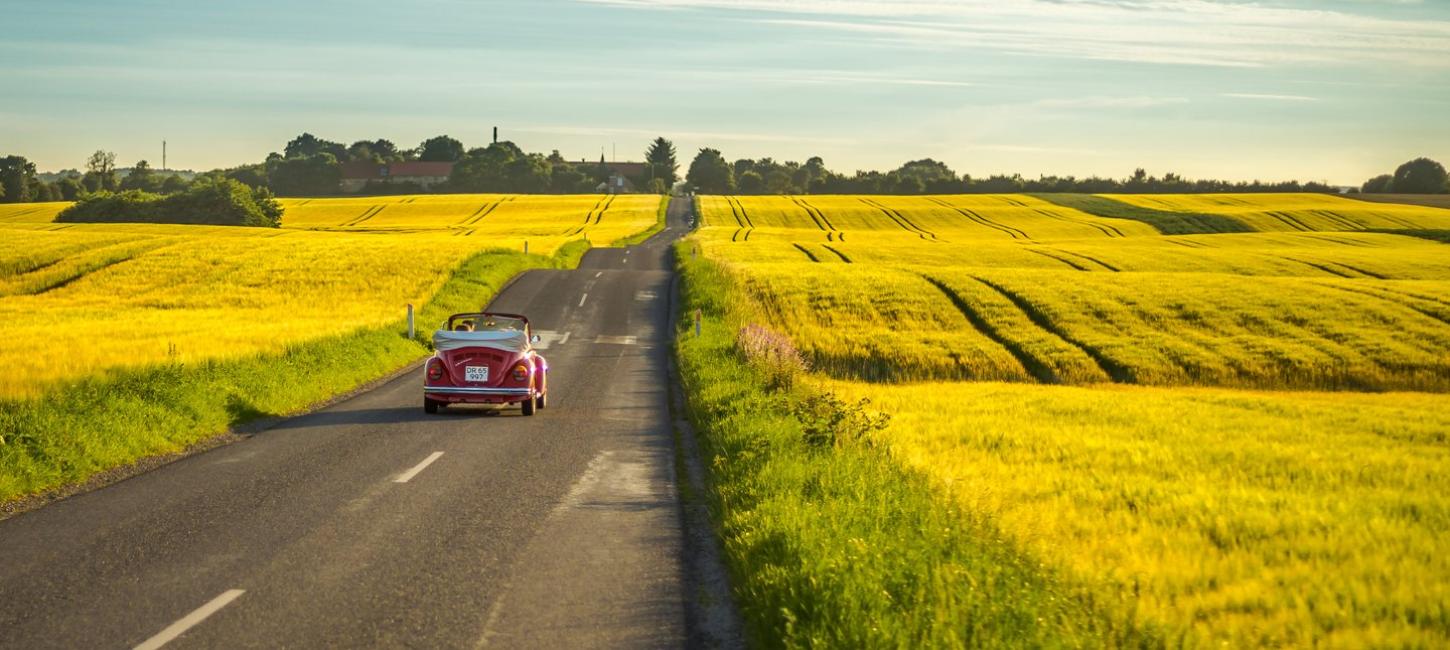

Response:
(424, 312), (548, 415)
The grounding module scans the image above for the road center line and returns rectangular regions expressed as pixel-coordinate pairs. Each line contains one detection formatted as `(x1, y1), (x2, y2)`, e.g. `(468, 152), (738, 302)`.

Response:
(594, 271), (602, 278)
(578, 293), (588, 308)
(394, 451), (444, 483)
(133, 589), (245, 650)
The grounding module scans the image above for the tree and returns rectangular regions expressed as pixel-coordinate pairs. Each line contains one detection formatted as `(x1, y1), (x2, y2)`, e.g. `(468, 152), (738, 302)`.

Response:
(738, 170), (765, 194)
(417, 135), (465, 163)
(267, 153), (341, 196)
(1361, 174), (1394, 194)
(686, 148), (735, 194)
(84, 150), (118, 192)
(1392, 158), (1449, 194)
(159, 175), (190, 194)
(0, 155), (37, 203)
(55, 176), (82, 200)
(284, 133), (345, 160)
(121, 159), (158, 192)
(643, 137), (679, 190)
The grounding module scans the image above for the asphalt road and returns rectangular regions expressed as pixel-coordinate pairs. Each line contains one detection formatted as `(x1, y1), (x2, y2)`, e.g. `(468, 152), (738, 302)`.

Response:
(0, 198), (699, 648)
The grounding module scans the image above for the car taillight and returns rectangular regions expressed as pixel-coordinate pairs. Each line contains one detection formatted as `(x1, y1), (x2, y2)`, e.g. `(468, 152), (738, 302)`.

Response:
(511, 363), (529, 382)
(427, 360), (444, 381)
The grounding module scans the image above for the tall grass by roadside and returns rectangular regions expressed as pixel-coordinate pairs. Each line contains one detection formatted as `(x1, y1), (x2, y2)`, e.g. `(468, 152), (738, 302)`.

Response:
(0, 245), (582, 504)
(674, 246), (1166, 648)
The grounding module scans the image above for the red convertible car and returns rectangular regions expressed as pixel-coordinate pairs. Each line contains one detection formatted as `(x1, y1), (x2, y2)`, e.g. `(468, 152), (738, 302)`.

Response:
(424, 312), (549, 415)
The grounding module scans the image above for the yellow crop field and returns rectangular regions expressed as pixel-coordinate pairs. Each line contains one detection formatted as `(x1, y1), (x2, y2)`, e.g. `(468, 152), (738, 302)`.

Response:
(689, 193), (1450, 645)
(0, 194), (660, 398)
(828, 379), (1450, 647)
(0, 202), (70, 224)
(1106, 192), (1450, 232)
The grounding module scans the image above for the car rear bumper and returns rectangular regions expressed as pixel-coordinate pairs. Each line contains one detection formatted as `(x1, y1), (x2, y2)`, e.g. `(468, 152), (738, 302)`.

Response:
(423, 385), (533, 400)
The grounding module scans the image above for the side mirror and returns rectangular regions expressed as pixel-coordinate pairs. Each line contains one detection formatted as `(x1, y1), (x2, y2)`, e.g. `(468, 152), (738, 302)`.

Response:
(531, 334), (541, 343)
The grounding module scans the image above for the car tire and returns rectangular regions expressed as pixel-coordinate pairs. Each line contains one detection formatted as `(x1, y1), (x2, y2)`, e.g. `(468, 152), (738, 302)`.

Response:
(424, 397), (439, 414)
(521, 394), (536, 416)
(535, 391), (547, 410)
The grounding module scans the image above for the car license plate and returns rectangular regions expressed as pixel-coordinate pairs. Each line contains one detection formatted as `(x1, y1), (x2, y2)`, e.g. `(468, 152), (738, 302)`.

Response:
(465, 366), (488, 382)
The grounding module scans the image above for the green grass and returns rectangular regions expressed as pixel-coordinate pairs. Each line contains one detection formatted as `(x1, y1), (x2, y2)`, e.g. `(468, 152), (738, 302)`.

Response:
(0, 244), (585, 504)
(674, 245), (1167, 648)
(610, 196), (670, 247)
(1033, 194), (1252, 235)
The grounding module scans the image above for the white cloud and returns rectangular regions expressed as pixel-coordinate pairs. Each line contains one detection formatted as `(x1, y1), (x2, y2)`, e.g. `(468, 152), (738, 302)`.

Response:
(1032, 96), (1189, 109)
(1222, 93), (1319, 102)
(578, 0), (1450, 68)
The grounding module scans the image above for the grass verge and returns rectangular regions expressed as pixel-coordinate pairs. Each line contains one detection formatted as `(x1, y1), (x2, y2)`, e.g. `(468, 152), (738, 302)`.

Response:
(0, 243), (588, 505)
(611, 195), (670, 247)
(673, 244), (1166, 647)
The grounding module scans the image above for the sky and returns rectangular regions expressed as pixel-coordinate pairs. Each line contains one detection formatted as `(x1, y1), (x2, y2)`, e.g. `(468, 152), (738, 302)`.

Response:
(2, 0), (1449, 184)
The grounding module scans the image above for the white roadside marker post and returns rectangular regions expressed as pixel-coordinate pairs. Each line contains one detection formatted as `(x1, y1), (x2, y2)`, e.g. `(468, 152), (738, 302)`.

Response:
(407, 304), (414, 339)
(695, 308), (702, 338)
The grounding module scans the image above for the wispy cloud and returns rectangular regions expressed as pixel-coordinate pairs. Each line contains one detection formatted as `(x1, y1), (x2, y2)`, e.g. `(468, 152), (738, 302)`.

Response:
(1032, 96), (1189, 109)
(579, 0), (1450, 68)
(1222, 92), (1319, 102)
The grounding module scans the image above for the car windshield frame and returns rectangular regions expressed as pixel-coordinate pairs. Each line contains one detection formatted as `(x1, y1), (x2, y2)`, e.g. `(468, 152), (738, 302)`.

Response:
(445, 313), (530, 336)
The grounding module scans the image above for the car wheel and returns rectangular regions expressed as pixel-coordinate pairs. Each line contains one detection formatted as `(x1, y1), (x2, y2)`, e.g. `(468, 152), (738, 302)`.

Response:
(535, 391), (547, 410)
(521, 395), (536, 416)
(424, 397), (439, 414)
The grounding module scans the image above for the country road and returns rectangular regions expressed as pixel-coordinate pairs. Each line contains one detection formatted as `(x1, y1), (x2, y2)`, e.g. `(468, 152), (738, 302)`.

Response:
(0, 198), (702, 648)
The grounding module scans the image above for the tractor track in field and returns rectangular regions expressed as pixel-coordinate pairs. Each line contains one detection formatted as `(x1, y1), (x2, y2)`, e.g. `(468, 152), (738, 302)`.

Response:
(1047, 248), (1120, 272)
(1280, 256), (1386, 279)
(925, 198), (1027, 240)
(1026, 249), (1093, 271)
(791, 197), (840, 240)
(1317, 283), (1450, 327)
(1033, 208), (1126, 237)
(1307, 210), (1366, 231)
(792, 243), (821, 262)
(726, 197), (755, 241)
(821, 244), (851, 263)
(342, 205), (386, 227)
(920, 274), (1061, 384)
(967, 275), (1131, 383)
(460, 198), (507, 226)
(859, 198), (938, 241)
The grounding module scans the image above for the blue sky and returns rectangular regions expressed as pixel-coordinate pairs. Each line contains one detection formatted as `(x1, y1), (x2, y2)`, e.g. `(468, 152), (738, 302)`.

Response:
(3, 0), (1448, 184)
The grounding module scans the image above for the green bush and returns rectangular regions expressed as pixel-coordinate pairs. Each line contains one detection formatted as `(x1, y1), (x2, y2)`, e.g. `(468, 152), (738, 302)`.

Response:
(57, 177), (282, 227)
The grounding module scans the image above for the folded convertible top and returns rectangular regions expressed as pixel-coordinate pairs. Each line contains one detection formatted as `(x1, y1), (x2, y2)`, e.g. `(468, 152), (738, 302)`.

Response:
(433, 329), (528, 353)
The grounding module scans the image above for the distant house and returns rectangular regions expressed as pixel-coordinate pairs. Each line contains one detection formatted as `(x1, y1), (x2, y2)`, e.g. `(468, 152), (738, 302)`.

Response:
(339, 161), (454, 193)
(583, 161), (649, 194)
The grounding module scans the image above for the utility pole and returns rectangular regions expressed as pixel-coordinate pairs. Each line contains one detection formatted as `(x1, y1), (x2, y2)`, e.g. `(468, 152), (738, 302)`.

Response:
(162, 140), (167, 172)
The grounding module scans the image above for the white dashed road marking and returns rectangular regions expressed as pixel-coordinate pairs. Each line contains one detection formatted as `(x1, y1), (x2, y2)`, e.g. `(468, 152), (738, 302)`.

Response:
(578, 294), (588, 307)
(594, 335), (637, 345)
(133, 589), (245, 650)
(394, 452), (444, 483)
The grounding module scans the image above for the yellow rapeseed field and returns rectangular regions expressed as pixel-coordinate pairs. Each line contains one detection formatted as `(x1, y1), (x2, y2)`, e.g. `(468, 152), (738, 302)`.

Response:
(828, 379), (1450, 647)
(0, 194), (661, 398)
(691, 193), (1450, 645)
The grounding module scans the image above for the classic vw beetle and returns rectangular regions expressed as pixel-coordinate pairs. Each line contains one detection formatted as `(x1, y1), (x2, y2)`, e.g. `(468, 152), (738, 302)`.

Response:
(423, 312), (548, 415)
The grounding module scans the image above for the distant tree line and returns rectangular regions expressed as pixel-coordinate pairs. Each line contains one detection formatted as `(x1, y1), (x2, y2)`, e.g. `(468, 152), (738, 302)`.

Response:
(684, 152), (1347, 196)
(217, 133), (680, 197)
(7, 138), (1442, 203)
(1359, 158), (1449, 195)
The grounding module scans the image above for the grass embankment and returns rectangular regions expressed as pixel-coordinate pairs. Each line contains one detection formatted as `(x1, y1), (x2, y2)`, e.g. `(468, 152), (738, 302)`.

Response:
(611, 195), (670, 246)
(0, 243), (585, 504)
(674, 248), (1164, 647)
